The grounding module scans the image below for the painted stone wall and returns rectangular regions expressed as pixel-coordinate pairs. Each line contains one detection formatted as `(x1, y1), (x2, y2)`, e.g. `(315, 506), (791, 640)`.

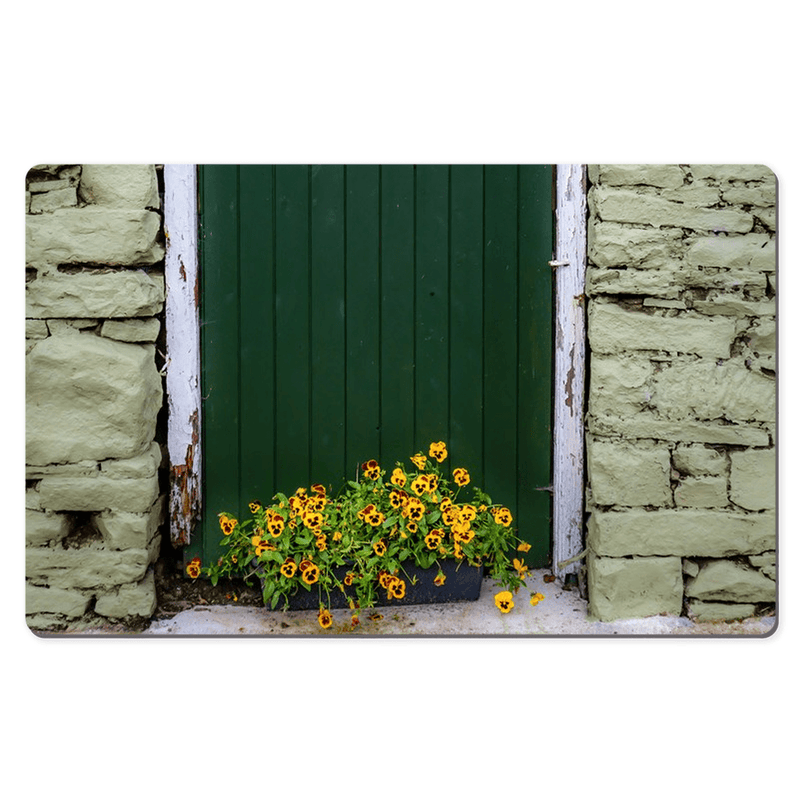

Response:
(25, 165), (166, 631)
(584, 165), (777, 622)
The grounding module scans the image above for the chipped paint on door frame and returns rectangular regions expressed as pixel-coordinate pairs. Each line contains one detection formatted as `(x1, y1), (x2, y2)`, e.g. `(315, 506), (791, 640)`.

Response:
(552, 164), (588, 578)
(163, 164), (202, 545)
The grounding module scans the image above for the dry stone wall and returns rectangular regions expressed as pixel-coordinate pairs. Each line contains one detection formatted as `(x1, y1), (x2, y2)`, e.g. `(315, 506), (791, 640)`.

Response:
(25, 164), (166, 631)
(584, 164), (777, 623)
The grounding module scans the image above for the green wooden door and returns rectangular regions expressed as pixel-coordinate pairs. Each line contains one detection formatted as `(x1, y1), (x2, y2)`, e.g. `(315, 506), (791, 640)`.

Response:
(193, 165), (553, 568)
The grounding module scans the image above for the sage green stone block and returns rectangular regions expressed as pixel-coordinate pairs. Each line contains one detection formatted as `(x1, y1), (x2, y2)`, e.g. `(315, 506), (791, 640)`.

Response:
(26, 270), (165, 319)
(100, 317), (160, 342)
(590, 187), (753, 233)
(587, 268), (682, 298)
(94, 495), (165, 550)
(729, 449), (776, 510)
(643, 299), (687, 309)
(29, 179), (72, 193)
(79, 165), (160, 209)
(29, 186), (78, 214)
(746, 318), (775, 356)
(94, 570), (157, 619)
(26, 509), (70, 546)
(26, 335), (161, 465)
(672, 444), (726, 476)
(589, 302), (735, 358)
(685, 559), (776, 603)
(26, 207), (163, 266)
(748, 240), (776, 271)
(588, 552), (683, 621)
(99, 442), (162, 479)
(687, 601), (758, 622)
(26, 584), (91, 618)
(588, 414), (770, 447)
(675, 267), (767, 293)
(587, 439), (671, 507)
(721, 185), (776, 207)
(692, 296), (775, 317)
(26, 545), (150, 589)
(660, 185), (721, 206)
(588, 508), (775, 557)
(592, 165), (685, 189)
(749, 552), (776, 580)
(26, 461), (99, 479)
(653, 360), (774, 423)
(748, 552), (775, 568)
(673, 475), (728, 508)
(588, 355), (653, 419)
(46, 319), (99, 335)
(686, 233), (773, 268)
(688, 164), (775, 183)
(589, 222), (684, 269)
(37, 473), (159, 513)
(26, 319), (49, 339)
(26, 486), (42, 510)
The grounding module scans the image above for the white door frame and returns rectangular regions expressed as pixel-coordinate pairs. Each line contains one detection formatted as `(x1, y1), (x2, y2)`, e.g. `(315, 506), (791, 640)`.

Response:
(162, 164), (588, 575)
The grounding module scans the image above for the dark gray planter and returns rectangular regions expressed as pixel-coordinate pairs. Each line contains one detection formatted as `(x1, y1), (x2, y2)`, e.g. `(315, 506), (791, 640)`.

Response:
(259, 560), (483, 611)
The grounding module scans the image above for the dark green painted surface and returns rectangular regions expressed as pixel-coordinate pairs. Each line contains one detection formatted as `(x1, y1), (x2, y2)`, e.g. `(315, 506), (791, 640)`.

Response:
(196, 165), (554, 567)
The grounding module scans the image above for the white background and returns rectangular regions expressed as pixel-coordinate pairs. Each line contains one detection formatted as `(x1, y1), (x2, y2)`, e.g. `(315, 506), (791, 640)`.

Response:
(5, 3), (795, 798)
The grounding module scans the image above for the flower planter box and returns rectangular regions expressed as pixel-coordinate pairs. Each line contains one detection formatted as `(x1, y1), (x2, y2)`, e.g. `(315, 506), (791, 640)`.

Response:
(259, 560), (483, 612)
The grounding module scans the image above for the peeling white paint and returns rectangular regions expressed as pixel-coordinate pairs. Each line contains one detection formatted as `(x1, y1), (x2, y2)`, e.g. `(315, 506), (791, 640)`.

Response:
(553, 165), (588, 578)
(163, 165), (201, 545)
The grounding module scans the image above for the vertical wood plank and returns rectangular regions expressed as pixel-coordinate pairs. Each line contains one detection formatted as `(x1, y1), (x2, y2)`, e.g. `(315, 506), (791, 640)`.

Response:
(553, 164), (587, 578)
(448, 165), (484, 485)
(310, 165), (347, 490)
(199, 165), (241, 560)
(414, 165), (450, 450)
(517, 165), (554, 566)
(345, 165), (381, 473)
(380, 165), (416, 469)
(274, 165), (311, 492)
(239, 165), (276, 507)
(482, 165), (519, 513)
